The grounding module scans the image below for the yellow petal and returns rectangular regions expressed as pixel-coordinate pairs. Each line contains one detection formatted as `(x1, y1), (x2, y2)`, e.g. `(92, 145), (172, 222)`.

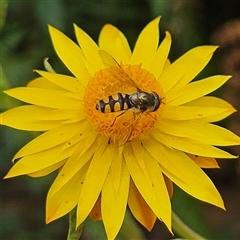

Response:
(157, 119), (240, 146)
(5, 142), (77, 178)
(123, 144), (172, 232)
(131, 140), (148, 174)
(0, 106), (62, 131)
(35, 70), (85, 95)
(184, 96), (236, 122)
(48, 132), (97, 197)
(109, 146), (123, 193)
(131, 17), (161, 68)
(160, 46), (218, 93)
(99, 24), (131, 64)
(13, 121), (87, 160)
(187, 154), (219, 169)
(149, 31), (171, 79)
(124, 144), (158, 214)
(162, 104), (227, 121)
(166, 75), (231, 105)
(4, 87), (81, 109)
(48, 25), (90, 85)
(74, 24), (103, 74)
(32, 108), (84, 122)
(143, 149), (172, 231)
(27, 77), (63, 90)
(102, 160), (130, 240)
(128, 180), (156, 231)
(143, 138), (225, 209)
(150, 130), (237, 158)
(1, 105), (84, 130)
(77, 137), (111, 226)
(46, 164), (88, 223)
(28, 160), (66, 177)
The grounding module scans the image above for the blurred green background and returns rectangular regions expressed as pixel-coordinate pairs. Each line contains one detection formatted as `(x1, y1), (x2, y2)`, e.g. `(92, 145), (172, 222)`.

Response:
(1, 0), (240, 239)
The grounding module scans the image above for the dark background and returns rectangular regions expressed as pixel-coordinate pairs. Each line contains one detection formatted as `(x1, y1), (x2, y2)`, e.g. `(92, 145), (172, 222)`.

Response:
(1, 0), (240, 239)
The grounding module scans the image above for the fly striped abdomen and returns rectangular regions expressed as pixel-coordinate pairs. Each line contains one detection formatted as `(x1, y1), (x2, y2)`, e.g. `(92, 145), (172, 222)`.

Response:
(96, 93), (132, 113)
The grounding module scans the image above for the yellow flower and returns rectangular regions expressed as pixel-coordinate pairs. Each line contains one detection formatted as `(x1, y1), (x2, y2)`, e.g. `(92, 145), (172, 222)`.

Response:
(1, 17), (240, 239)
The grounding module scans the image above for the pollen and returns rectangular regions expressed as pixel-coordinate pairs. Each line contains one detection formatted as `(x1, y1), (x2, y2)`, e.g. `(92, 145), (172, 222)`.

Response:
(83, 64), (165, 145)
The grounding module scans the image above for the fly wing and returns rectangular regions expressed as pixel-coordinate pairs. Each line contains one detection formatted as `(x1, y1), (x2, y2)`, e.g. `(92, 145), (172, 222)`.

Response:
(98, 50), (120, 68)
(98, 50), (140, 90)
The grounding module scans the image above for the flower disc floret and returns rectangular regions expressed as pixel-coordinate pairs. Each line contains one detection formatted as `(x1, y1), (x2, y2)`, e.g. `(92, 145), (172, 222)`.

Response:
(83, 64), (165, 144)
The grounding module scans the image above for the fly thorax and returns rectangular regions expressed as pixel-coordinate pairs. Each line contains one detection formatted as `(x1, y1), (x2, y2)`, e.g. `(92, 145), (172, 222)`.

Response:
(129, 93), (141, 109)
(130, 92), (155, 111)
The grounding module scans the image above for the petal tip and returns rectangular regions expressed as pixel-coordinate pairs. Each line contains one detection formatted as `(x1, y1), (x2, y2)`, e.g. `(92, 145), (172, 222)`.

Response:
(73, 23), (82, 32)
(48, 25), (55, 32)
(45, 215), (52, 224)
(152, 16), (161, 26)
(154, 15), (161, 22)
(164, 31), (172, 40)
(102, 23), (114, 29)
(3, 174), (9, 179)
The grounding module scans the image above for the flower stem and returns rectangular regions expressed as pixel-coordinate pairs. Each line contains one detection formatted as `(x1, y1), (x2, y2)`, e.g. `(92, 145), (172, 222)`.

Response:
(120, 210), (145, 239)
(67, 208), (84, 240)
(172, 211), (207, 240)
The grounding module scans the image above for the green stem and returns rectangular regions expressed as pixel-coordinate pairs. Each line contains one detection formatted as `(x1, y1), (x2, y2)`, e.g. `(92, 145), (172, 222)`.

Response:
(172, 211), (207, 240)
(67, 208), (84, 240)
(120, 210), (146, 239)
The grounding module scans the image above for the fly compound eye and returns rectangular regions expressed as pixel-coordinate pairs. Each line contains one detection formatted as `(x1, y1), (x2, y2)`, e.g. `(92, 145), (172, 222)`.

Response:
(151, 92), (161, 112)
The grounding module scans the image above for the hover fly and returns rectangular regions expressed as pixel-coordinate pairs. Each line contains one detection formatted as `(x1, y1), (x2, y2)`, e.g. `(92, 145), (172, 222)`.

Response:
(96, 50), (162, 143)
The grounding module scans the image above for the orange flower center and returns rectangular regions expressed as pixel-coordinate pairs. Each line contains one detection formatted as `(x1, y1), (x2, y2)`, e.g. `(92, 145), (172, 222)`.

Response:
(83, 64), (165, 145)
